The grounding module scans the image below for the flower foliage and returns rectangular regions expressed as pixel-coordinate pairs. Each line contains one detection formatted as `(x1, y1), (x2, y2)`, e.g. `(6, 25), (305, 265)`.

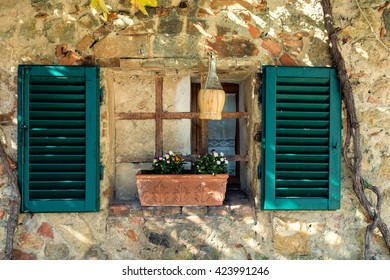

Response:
(194, 150), (228, 175)
(152, 151), (184, 174)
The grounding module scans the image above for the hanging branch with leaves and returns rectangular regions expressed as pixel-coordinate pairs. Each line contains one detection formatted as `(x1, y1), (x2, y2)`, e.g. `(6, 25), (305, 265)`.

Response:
(321, 0), (390, 259)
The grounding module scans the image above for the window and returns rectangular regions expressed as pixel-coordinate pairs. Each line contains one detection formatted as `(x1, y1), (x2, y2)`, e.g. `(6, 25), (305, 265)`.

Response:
(17, 65), (101, 212)
(260, 66), (341, 210)
(191, 83), (248, 191)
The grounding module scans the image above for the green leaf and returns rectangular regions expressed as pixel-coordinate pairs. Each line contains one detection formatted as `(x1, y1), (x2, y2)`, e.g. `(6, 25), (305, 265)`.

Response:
(90, 0), (110, 20)
(130, 0), (158, 16)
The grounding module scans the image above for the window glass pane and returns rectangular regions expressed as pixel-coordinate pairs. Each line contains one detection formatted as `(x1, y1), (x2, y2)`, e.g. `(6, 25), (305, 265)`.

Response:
(208, 93), (236, 175)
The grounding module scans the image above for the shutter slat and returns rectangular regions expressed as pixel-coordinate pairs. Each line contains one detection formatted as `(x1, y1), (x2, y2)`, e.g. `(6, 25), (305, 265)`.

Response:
(277, 111), (329, 120)
(276, 188), (328, 197)
(30, 190), (85, 199)
(30, 85), (85, 93)
(30, 155), (85, 163)
(30, 102), (85, 111)
(30, 164), (85, 172)
(275, 179), (328, 187)
(30, 94), (85, 102)
(29, 146), (85, 154)
(276, 154), (329, 163)
(30, 137), (85, 146)
(276, 163), (329, 171)
(276, 85), (330, 93)
(29, 181), (85, 189)
(277, 94), (329, 103)
(30, 76), (85, 84)
(30, 172), (85, 180)
(30, 111), (85, 120)
(276, 171), (329, 180)
(277, 137), (329, 145)
(276, 128), (329, 137)
(277, 120), (329, 129)
(277, 77), (330, 85)
(30, 120), (85, 128)
(276, 145), (328, 154)
(276, 103), (329, 111)
(30, 128), (86, 137)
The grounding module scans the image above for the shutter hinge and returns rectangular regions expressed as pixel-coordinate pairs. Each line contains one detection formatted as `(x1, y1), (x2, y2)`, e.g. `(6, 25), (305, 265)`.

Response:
(100, 164), (104, 180)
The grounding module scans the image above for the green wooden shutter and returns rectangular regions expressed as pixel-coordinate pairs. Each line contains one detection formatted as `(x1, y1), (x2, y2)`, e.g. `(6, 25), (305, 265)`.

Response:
(261, 66), (341, 210)
(17, 65), (100, 212)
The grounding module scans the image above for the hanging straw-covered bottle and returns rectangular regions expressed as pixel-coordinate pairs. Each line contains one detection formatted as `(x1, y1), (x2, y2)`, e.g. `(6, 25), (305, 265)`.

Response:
(198, 54), (225, 120)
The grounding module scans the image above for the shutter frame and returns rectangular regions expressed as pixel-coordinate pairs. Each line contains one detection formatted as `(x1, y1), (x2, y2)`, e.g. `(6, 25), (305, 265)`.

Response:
(261, 66), (341, 210)
(17, 65), (100, 212)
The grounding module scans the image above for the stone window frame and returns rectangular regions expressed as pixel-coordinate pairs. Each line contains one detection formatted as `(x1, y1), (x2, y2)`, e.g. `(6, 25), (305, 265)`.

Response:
(115, 74), (251, 199)
(116, 75), (248, 165)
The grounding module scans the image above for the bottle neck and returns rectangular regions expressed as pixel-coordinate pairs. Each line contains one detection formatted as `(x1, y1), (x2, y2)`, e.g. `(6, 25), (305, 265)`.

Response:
(204, 55), (223, 90)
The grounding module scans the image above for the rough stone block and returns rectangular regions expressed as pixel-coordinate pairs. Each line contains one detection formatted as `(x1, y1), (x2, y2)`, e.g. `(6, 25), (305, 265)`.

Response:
(129, 200), (143, 217)
(231, 204), (254, 222)
(17, 233), (44, 250)
(151, 34), (201, 58)
(110, 203), (130, 216)
(76, 35), (95, 51)
(94, 34), (148, 59)
(273, 217), (310, 256)
(261, 38), (281, 56)
(59, 51), (81, 65)
(208, 205), (230, 216)
(182, 206), (207, 216)
(126, 229), (139, 241)
(37, 222), (54, 240)
(44, 243), (70, 260)
(12, 249), (37, 260)
(128, 217), (145, 224)
(248, 23), (261, 39)
(142, 207), (155, 217)
(154, 206), (181, 216)
(0, 210), (5, 220)
(159, 18), (183, 34)
(120, 21), (154, 35)
(55, 44), (68, 57)
(207, 36), (259, 58)
(279, 53), (298, 66)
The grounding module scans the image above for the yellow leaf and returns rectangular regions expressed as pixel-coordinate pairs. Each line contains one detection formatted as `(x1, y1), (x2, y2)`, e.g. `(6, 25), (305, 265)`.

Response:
(90, 0), (110, 20)
(130, 0), (158, 16)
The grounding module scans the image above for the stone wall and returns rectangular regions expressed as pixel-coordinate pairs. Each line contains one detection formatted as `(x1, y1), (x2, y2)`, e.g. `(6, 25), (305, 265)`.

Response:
(0, 0), (389, 260)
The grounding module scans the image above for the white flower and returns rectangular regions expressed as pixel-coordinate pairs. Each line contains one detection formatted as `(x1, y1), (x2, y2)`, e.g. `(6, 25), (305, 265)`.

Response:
(153, 159), (158, 163)
(221, 158), (225, 162)
(169, 151), (174, 155)
(225, 160), (229, 164)
(220, 152), (224, 157)
(217, 161), (221, 165)
(213, 151), (218, 157)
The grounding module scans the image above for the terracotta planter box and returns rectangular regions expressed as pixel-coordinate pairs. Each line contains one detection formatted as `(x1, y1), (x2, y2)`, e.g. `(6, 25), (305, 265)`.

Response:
(136, 171), (228, 206)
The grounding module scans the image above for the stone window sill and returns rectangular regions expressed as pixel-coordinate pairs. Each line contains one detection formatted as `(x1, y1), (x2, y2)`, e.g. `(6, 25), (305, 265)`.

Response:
(109, 191), (255, 223)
